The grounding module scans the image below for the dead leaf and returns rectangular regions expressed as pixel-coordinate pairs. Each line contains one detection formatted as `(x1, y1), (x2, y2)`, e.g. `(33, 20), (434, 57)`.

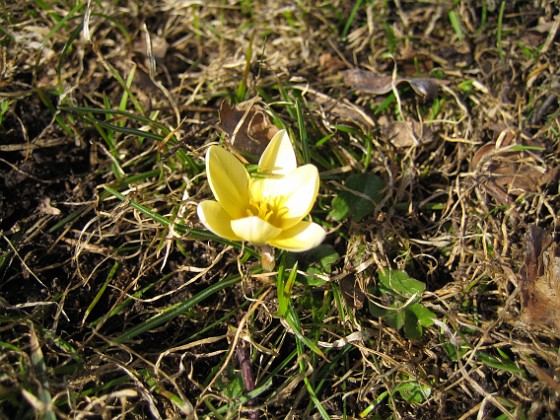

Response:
(343, 70), (394, 95)
(405, 78), (440, 98)
(293, 85), (374, 130)
(134, 33), (169, 60)
(519, 226), (560, 332)
(218, 99), (279, 159)
(342, 69), (442, 100)
(384, 120), (433, 148)
(470, 129), (558, 206)
(318, 52), (346, 76)
(340, 274), (366, 310)
(38, 197), (61, 216)
(339, 237), (375, 310)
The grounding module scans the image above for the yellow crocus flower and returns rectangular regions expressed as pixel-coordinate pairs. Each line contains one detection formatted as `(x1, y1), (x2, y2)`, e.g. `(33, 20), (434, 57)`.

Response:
(197, 130), (326, 252)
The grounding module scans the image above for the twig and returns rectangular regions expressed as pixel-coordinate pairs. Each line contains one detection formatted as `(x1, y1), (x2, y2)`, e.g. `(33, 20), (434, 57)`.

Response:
(236, 340), (260, 420)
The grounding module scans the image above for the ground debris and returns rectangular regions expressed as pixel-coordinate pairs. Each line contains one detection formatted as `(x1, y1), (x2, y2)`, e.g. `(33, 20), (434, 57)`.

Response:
(342, 68), (444, 100)
(519, 226), (560, 333)
(218, 98), (278, 160)
(470, 129), (558, 209)
(294, 84), (374, 130)
(382, 119), (433, 148)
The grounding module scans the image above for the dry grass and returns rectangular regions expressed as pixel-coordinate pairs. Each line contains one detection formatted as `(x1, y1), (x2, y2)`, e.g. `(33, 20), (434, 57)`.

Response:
(1, 0), (559, 418)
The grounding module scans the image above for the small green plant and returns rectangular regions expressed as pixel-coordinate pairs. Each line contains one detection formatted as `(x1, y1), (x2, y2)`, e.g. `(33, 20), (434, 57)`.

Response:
(329, 173), (384, 221)
(0, 99), (10, 126)
(393, 377), (432, 404)
(369, 269), (436, 339)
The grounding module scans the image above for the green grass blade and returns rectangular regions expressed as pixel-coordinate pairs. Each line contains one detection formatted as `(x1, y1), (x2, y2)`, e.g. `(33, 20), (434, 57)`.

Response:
(114, 272), (244, 343)
(102, 185), (258, 255)
(497, 1), (506, 59)
(82, 262), (119, 326)
(284, 306), (327, 360)
(448, 10), (464, 40)
(341, 0), (362, 39)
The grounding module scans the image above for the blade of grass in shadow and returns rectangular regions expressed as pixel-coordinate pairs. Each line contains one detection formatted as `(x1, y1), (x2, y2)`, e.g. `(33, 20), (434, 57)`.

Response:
(103, 185), (254, 251)
(303, 371), (331, 420)
(35, 88), (74, 137)
(114, 271), (248, 343)
(284, 306), (327, 361)
(83, 114), (165, 142)
(103, 185), (170, 226)
(448, 10), (464, 40)
(497, 0), (506, 60)
(291, 312), (329, 419)
(295, 99), (310, 164)
(59, 106), (169, 132)
(312, 345), (353, 416)
(59, 105), (200, 172)
(374, 91), (397, 115)
(58, 105), (174, 144)
(276, 259), (297, 317)
(475, 350), (526, 377)
(57, 22), (83, 91)
(82, 261), (119, 326)
(213, 348), (298, 416)
(88, 271), (176, 330)
(183, 298), (253, 344)
(341, 0), (362, 39)
(48, 203), (96, 233)
(119, 66), (136, 116)
(102, 185), (257, 255)
(28, 323), (56, 420)
(83, 1), (145, 116)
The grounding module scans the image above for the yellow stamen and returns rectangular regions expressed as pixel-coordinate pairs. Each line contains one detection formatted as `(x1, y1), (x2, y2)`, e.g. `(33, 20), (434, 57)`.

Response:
(247, 196), (288, 227)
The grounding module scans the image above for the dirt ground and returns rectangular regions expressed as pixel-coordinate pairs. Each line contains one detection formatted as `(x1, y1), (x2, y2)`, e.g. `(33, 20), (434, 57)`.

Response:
(1, 1), (560, 418)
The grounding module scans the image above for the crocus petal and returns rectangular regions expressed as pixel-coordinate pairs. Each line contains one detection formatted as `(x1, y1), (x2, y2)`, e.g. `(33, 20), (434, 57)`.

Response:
(258, 129), (297, 175)
(231, 216), (282, 245)
(278, 164), (320, 229)
(250, 164), (319, 230)
(267, 221), (326, 252)
(197, 200), (241, 241)
(206, 146), (250, 219)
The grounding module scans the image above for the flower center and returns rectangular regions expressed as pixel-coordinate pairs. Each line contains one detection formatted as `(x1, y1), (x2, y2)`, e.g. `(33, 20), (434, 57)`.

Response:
(246, 195), (288, 227)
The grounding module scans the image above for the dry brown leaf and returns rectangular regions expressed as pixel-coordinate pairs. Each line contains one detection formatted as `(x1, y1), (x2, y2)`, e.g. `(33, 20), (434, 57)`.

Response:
(318, 52), (346, 77)
(342, 68), (442, 100)
(384, 120), (433, 148)
(470, 129), (558, 205)
(343, 69), (394, 95)
(339, 274), (366, 310)
(295, 85), (374, 131)
(218, 99), (279, 159)
(519, 226), (560, 332)
(134, 33), (169, 60)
